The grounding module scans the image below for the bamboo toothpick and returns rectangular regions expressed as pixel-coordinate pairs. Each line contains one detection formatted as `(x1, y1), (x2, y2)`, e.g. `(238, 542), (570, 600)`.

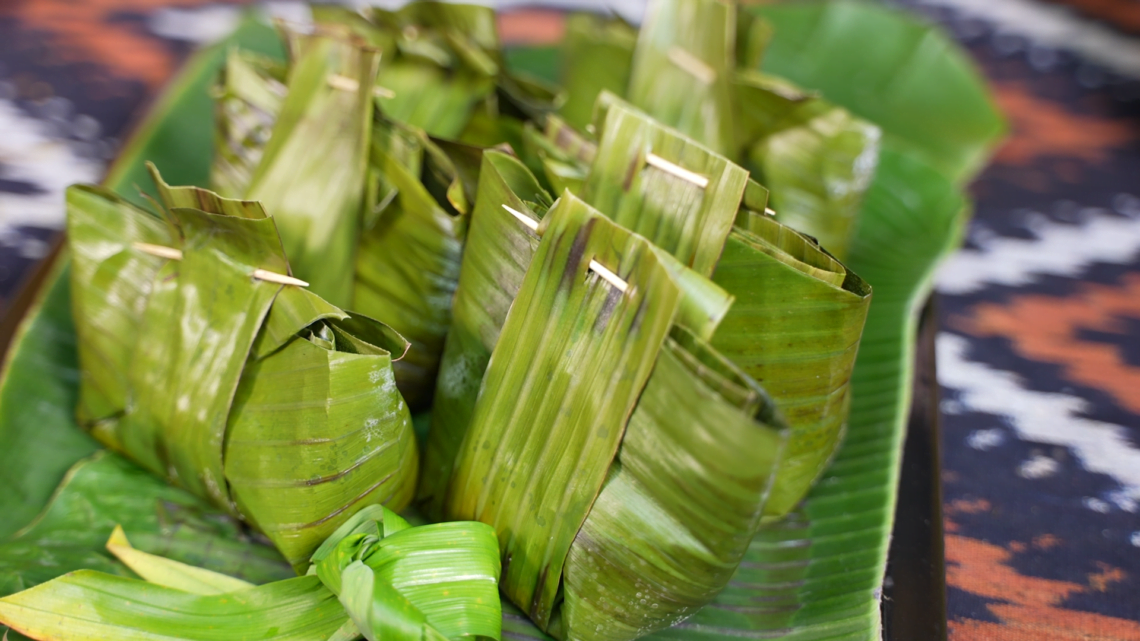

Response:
(645, 153), (710, 188)
(501, 205), (630, 294)
(133, 242), (182, 261)
(667, 47), (717, 85)
(327, 74), (397, 99)
(250, 269), (310, 287)
(132, 242), (309, 287)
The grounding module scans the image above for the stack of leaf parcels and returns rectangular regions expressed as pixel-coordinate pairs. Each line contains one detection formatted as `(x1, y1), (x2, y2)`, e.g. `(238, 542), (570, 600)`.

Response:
(0, 0), (1006, 639)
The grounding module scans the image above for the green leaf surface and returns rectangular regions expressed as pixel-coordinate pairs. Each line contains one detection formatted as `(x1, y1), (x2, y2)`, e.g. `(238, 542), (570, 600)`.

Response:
(312, 505), (502, 641)
(354, 123), (467, 410)
(446, 194), (682, 630)
(585, 97), (748, 276)
(627, 0), (736, 155)
(735, 71), (881, 261)
(245, 33), (378, 308)
(646, 148), (966, 641)
(711, 214), (871, 517)
(420, 151), (549, 519)
(749, 0), (1005, 184)
(558, 13), (637, 131)
(0, 452), (292, 600)
(558, 330), (788, 641)
(0, 572), (347, 641)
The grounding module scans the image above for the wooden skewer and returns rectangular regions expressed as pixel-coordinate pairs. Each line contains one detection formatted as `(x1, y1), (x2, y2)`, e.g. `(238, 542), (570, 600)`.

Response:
(327, 74), (397, 99)
(132, 242), (309, 287)
(667, 47), (717, 85)
(645, 153), (710, 188)
(501, 205), (630, 294)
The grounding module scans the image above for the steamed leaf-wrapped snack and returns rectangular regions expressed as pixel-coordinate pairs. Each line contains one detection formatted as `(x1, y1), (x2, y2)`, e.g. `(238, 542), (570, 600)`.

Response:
(353, 120), (470, 409)
(0, 506), (502, 641)
(735, 71), (880, 260)
(65, 171), (418, 569)
(442, 194), (789, 640)
(210, 48), (286, 198)
(243, 32), (378, 308)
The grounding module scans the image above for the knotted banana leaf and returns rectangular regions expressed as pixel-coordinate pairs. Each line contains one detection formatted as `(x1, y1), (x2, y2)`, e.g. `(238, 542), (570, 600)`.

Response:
(441, 193), (788, 640)
(0, 505), (501, 641)
(65, 170), (418, 570)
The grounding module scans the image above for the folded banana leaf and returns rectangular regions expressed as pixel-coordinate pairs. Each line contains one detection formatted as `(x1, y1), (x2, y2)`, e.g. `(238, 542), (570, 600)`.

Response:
(734, 70), (880, 261)
(353, 119), (470, 410)
(241, 31), (377, 308)
(65, 171), (418, 569)
(746, 0), (1006, 184)
(558, 13), (637, 132)
(0, 505), (501, 641)
(626, 0), (736, 156)
(436, 192), (788, 640)
(210, 49), (287, 199)
(710, 212), (871, 516)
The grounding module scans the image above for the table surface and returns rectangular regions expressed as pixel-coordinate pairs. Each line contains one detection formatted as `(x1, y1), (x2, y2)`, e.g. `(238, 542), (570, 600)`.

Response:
(1, 1), (1139, 639)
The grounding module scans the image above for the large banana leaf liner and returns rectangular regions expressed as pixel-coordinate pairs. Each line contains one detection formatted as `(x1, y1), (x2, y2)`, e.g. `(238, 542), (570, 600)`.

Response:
(65, 168), (418, 570)
(424, 92), (871, 640)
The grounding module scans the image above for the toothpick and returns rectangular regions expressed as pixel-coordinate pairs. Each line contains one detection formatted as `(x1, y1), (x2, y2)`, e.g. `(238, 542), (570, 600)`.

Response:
(327, 74), (396, 99)
(502, 205), (630, 294)
(250, 269), (310, 287)
(667, 47), (717, 85)
(502, 203), (539, 232)
(133, 243), (308, 287)
(133, 242), (183, 261)
(646, 153), (710, 188)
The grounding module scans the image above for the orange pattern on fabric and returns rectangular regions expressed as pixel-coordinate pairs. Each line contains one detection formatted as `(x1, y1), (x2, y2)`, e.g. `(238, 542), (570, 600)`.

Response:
(993, 82), (1136, 165)
(956, 273), (1140, 415)
(0, 0), (246, 89)
(945, 502), (1140, 641)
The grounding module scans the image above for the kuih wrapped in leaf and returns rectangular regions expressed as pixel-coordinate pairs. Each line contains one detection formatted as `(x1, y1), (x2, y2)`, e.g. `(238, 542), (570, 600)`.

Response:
(66, 167), (418, 569)
(0, 505), (502, 641)
(435, 191), (787, 640)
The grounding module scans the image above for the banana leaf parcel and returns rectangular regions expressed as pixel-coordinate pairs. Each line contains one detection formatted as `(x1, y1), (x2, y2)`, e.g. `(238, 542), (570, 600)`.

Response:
(66, 168), (418, 570)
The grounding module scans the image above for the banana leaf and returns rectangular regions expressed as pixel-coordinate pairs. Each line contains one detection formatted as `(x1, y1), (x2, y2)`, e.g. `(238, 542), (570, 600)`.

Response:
(626, 0), (736, 156)
(210, 49), (287, 198)
(65, 172), (419, 570)
(353, 120), (469, 410)
(734, 71), (881, 261)
(558, 13), (637, 132)
(419, 150), (550, 519)
(241, 31), (378, 308)
(711, 213), (871, 517)
(0, 505), (501, 641)
(746, 0), (1005, 184)
(584, 96), (748, 276)
(0, 452), (291, 598)
(439, 193), (789, 640)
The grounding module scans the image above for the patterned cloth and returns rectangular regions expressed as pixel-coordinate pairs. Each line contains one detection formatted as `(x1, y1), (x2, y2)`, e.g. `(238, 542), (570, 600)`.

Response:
(0, 1), (1138, 638)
